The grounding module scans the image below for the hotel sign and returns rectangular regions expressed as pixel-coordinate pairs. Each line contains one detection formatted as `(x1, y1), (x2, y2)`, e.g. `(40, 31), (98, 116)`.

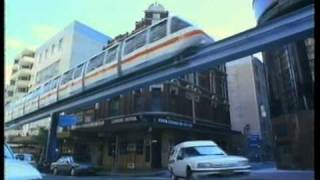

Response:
(110, 116), (138, 124)
(157, 118), (193, 128)
(71, 121), (104, 129)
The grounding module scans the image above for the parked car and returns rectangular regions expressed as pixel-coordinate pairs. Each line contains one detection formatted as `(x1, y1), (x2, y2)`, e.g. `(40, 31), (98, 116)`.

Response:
(4, 144), (42, 180)
(50, 155), (96, 176)
(15, 153), (37, 167)
(168, 140), (251, 180)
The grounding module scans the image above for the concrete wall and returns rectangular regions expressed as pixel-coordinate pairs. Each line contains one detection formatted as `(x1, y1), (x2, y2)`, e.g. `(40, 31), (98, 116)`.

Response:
(226, 56), (262, 136)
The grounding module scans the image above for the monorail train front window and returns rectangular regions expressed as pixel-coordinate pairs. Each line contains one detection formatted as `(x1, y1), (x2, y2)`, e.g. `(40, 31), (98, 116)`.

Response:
(73, 64), (84, 79)
(105, 46), (118, 64)
(86, 52), (105, 73)
(150, 20), (167, 43)
(171, 17), (191, 33)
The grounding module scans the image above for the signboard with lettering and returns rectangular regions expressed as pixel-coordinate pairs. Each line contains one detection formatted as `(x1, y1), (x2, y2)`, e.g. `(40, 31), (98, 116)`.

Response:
(110, 116), (138, 124)
(247, 135), (261, 148)
(157, 118), (193, 128)
(59, 115), (79, 127)
(71, 121), (104, 129)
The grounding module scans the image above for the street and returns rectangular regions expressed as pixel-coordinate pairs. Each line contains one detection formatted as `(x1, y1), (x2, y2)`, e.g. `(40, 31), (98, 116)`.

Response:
(42, 170), (314, 180)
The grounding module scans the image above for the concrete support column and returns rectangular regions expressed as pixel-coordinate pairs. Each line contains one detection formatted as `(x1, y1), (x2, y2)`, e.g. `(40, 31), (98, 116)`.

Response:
(45, 112), (59, 163)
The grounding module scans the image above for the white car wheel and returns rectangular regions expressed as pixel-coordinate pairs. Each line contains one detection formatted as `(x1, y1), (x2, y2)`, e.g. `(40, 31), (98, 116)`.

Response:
(53, 168), (58, 175)
(186, 168), (194, 180)
(170, 169), (178, 180)
(71, 168), (76, 176)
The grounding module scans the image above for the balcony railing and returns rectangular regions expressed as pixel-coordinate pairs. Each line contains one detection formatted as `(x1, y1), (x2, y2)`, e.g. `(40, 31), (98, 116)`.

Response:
(19, 56), (34, 66)
(15, 79), (30, 88)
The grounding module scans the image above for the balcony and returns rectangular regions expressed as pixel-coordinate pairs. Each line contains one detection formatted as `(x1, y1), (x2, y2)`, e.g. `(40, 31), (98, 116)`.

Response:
(16, 79), (30, 88)
(12, 64), (19, 71)
(17, 67), (32, 76)
(19, 56), (34, 66)
(14, 91), (28, 98)
(6, 85), (14, 91)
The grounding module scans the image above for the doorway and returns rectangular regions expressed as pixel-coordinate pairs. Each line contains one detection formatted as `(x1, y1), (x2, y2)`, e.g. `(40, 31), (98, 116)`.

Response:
(151, 133), (162, 168)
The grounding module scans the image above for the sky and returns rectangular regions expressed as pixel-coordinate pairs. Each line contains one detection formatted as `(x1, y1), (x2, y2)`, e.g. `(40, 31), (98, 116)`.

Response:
(5, 0), (259, 85)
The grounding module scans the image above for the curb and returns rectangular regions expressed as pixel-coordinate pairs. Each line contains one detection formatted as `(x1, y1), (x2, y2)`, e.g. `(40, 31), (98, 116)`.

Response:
(96, 170), (169, 177)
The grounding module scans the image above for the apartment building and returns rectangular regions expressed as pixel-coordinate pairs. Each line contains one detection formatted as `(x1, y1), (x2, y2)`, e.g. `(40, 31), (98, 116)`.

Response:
(32, 21), (111, 87)
(5, 49), (35, 104)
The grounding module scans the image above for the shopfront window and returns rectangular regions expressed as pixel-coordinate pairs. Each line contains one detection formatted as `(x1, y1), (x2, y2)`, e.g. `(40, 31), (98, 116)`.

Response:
(110, 96), (120, 116)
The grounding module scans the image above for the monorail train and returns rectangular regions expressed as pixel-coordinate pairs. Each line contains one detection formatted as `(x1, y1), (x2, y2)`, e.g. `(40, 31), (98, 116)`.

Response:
(5, 16), (214, 122)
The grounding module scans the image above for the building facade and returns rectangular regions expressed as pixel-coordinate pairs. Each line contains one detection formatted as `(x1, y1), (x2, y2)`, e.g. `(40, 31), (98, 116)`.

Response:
(32, 21), (111, 86)
(5, 49), (35, 104)
(253, 0), (314, 169)
(227, 56), (273, 161)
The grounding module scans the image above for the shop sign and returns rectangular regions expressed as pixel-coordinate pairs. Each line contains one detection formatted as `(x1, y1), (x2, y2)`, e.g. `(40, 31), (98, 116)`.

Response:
(157, 118), (193, 128)
(72, 121), (104, 129)
(110, 116), (138, 124)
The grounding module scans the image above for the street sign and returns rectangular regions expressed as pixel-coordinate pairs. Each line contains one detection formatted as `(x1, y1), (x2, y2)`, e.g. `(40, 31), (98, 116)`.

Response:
(247, 135), (261, 148)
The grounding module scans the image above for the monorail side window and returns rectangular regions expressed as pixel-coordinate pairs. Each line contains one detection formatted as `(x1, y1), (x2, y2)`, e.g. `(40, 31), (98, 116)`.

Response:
(171, 17), (191, 33)
(124, 37), (135, 55)
(73, 64), (84, 79)
(43, 81), (51, 92)
(135, 31), (147, 49)
(124, 31), (147, 55)
(51, 77), (60, 89)
(150, 20), (167, 43)
(86, 52), (105, 73)
(60, 70), (74, 85)
(105, 46), (118, 64)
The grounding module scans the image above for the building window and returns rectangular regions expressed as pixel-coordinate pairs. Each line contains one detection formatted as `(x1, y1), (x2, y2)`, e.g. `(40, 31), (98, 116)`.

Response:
(10, 80), (15, 85)
(58, 38), (63, 50)
(7, 91), (13, 96)
(45, 49), (49, 58)
(108, 140), (116, 157)
(151, 87), (162, 111)
(84, 109), (95, 123)
(38, 53), (42, 62)
(109, 96), (120, 116)
(119, 142), (127, 155)
(51, 44), (55, 55)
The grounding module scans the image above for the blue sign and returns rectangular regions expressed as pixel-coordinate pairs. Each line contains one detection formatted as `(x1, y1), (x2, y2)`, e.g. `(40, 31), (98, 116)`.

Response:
(58, 115), (79, 127)
(247, 135), (261, 148)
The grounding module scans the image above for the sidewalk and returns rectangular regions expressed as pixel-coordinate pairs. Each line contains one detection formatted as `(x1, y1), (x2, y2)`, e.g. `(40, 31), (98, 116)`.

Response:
(95, 161), (278, 177)
(96, 169), (169, 177)
(250, 161), (276, 170)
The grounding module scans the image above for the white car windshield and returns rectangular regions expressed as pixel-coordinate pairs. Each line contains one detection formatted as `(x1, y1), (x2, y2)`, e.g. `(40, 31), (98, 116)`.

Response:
(4, 144), (15, 159)
(182, 146), (226, 157)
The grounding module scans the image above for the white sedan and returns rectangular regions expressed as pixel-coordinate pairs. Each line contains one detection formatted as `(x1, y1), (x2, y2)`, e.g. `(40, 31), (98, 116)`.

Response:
(4, 144), (42, 180)
(168, 141), (251, 180)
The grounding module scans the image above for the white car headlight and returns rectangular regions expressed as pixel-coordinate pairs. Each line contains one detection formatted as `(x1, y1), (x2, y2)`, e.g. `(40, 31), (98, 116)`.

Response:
(197, 162), (213, 168)
(237, 160), (249, 166)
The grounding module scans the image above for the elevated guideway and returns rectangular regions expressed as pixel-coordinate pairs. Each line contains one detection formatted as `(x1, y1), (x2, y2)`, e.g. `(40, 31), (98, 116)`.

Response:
(5, 5), (314, 130)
